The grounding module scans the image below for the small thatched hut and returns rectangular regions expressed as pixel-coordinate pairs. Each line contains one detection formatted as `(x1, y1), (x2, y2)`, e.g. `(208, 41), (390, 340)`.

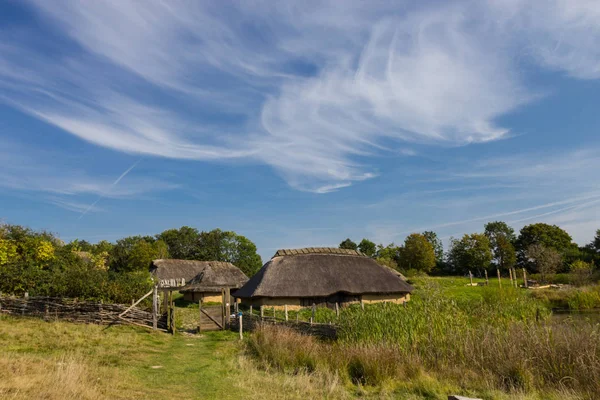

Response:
(150, 259), (249, 303)
(234, 248), (413, 309)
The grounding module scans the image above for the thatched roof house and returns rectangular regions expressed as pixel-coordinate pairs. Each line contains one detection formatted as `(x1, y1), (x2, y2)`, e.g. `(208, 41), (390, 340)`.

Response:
(150, 259), (249, 303)
(235, 248), (413, 309)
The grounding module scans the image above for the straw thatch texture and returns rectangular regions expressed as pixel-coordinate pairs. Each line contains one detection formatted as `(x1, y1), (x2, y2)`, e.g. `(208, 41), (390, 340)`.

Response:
(235, 248), (413, 299)
(150, 259), (248, 291)
(180, 262), (249, 293)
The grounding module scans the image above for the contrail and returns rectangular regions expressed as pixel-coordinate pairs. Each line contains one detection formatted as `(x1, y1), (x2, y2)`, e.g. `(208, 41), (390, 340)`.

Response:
(78, 159), (142, 220)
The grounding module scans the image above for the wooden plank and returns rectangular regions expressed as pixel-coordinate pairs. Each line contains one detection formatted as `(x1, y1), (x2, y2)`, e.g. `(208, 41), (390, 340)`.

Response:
(118, 289), (153, 318)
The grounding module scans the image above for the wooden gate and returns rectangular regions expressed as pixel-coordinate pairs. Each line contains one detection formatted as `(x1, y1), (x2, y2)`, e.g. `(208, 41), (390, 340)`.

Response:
(198, 305), (223, 331)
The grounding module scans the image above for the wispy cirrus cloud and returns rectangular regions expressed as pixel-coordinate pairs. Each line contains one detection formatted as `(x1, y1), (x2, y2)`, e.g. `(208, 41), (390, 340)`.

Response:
(0, 1), (599, 193)
(0, 141), (177, 214)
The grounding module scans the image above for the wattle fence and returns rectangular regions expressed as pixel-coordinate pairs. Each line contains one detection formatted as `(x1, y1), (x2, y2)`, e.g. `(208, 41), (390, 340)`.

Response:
(0, 296), (167, 330)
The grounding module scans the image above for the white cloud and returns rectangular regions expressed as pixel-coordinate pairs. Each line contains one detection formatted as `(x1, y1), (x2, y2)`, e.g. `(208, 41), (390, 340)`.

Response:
(0, 1), (598, 192)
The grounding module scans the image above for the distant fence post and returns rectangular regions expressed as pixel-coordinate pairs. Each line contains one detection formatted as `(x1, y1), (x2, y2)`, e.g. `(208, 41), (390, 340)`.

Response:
(509, 268), (514, 286)
(469, 271), (473, 286)
(260, 305), (264, 321)
(239, 313), (243, 340)
(360, 298), (365, 311)
(249, 305), (253, 316)
(497, 269), (502, 288)
(311, 303), (315, 325)
(513, 269), (518, 288)
(484, 270), (489, 285)
(523, 268), (528, 288)
(335, 302), (339, 318)
(272, 306), (276, 322)
(284, 304), (288, 322)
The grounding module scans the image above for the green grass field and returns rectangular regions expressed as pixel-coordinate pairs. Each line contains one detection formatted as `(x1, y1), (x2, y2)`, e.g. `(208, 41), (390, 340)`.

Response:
(2, 276), (598, 399)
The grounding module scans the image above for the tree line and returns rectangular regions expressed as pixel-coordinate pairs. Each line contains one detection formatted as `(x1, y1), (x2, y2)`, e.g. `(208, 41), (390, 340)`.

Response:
(65, 226), (263, 277)
(340, 222), (600, 280)
(0, 224), (262, 302)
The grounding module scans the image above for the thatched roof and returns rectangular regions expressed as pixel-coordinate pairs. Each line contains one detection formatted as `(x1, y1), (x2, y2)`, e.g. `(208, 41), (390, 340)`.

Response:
(150, 260), (248, 291)
(235, 248), (413, 299)
(180, 262), (249, 293)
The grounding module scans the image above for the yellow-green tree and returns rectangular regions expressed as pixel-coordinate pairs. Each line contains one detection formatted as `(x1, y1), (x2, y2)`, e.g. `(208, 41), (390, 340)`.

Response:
(0, 239), (17, 266)
(398, 233), (436, 273)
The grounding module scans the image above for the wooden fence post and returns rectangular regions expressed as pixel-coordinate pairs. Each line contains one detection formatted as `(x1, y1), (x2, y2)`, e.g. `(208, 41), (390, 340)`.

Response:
(198, 299), (202, 333)
(469, 270), (473, 286)
(513, 269), (518, 288)
(497, 269), (502, 288)
(335, 302), (339, 318)
(239, 314), (243, 340)
(152, 285), (158, 330)
(484, 270), (489, 285)
(260, 305), (264, 320)
(249, 305), (253, 316)
(311, 303), (315, 325)
(272, 306), (276, 321)
(509, 268), (514, 286)
(163, 290), (168, 314)
(221, 289), (225, 330)
(225, 288), (231, 328)
(284, 304), (288, 322)
(523, 268), (528, 288)
(170, 291), (176, 334)
(360, 298), (365, 311)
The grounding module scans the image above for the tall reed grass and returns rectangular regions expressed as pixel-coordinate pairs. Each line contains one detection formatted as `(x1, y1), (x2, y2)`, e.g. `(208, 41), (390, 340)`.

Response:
(246, 284), (600, 398)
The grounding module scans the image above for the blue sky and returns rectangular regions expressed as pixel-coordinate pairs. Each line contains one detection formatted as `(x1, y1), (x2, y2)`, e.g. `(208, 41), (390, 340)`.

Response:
(1, 0), (599, 261)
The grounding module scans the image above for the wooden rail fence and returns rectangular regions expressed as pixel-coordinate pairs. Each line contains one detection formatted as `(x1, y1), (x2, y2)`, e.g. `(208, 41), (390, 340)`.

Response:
(229, 312), (338, 339)
(0, 296), (167, 330)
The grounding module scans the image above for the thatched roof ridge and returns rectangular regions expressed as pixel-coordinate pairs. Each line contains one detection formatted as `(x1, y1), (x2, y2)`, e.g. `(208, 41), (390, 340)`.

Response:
(273, 247), (362, 258)
(150, 260), (248, 291)
(235, 251), (413, 299)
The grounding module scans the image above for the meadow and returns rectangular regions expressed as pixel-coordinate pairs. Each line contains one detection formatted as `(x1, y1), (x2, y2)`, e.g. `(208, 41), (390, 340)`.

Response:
(2, 277), (600, 399)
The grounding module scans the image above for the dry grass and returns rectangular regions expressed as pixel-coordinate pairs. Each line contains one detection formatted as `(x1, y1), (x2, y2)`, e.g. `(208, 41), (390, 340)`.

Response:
(0, 315), (351, 399)
(247, 323), (599, 399)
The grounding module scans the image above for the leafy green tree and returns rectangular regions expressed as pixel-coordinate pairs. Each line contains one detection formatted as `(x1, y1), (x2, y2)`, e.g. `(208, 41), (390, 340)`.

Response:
(93, 240), (113, 255)
(398, 233), (436, 273)
(447, 233), (493, 274)
(594, 229), (600, 252)
(484, 221), (516, 243)
(422, 231), (443, 264)
(358, 239), (377, 257)
(109, 236), (162, 272)
(156, 226), (201, 259)
(484, 221), (516, 271)
(197, 229), (262, 276)
(375, 243), (399, 270)
(516, 223), (577, 269)
(339, 238), (358, 250)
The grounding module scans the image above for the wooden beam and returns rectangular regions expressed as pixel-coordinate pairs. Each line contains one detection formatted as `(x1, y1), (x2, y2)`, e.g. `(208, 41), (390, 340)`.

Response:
(118, 289), (153, 318)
